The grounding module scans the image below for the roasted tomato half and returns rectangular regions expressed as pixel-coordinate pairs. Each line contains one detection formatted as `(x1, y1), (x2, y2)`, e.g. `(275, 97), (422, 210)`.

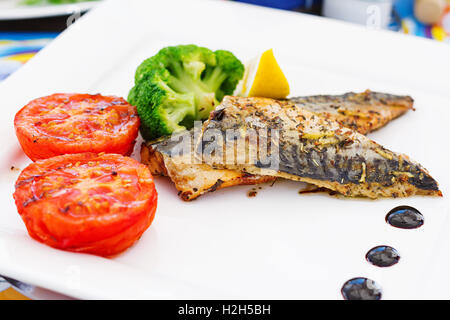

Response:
(14, 94), (140, 161)
(13, 153), (157, 257)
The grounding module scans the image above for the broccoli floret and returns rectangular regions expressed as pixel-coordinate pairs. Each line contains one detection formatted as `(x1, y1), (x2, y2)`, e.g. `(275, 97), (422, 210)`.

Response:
(128, 44), (244, 140)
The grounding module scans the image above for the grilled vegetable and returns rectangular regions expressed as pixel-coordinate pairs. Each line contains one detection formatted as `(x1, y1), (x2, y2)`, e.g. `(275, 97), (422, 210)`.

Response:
(14, 94), (139, 161)
(13, 153), (158, 257)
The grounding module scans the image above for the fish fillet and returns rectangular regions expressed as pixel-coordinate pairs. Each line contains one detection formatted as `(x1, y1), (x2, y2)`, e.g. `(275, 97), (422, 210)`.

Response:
(141, 91), (414, 200)
(198, 96), (441, 199)
(290, 90), (413, 134)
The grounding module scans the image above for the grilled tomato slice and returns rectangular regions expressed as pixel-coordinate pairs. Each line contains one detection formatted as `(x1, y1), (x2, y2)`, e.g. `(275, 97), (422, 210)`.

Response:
(13, 153), (157, 257)
(14, 94), (140, 161)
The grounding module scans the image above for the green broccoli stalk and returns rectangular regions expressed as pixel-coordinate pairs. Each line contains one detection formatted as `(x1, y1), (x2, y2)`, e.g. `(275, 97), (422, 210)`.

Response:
(128, 45), (244, 141)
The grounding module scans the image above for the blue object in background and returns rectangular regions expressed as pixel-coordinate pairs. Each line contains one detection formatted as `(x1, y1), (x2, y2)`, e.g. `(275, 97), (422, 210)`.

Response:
(235, 0), (321, 10)
(392, 0), (430, 38)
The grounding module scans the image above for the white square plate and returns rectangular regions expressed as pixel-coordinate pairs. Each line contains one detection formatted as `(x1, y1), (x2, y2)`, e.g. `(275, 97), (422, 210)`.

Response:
(0, 0), (449, 299)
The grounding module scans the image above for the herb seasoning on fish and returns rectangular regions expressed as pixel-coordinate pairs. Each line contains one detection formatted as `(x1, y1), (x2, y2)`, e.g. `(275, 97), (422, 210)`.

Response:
(341, 277), (382, 300)
(199, 96), (441, 199)
(366, 246), (400, 267)
(386, 206), (424, 229)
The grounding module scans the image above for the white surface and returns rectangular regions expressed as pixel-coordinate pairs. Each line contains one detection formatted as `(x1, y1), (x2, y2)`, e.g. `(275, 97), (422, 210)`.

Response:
(0, 0), (98, 20)
(0, 0), (450, 299)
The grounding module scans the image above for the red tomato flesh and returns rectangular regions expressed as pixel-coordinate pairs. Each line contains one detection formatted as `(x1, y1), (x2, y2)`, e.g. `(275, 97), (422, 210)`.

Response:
(13, 153), (157, 257)
(14, 94), (140, 161)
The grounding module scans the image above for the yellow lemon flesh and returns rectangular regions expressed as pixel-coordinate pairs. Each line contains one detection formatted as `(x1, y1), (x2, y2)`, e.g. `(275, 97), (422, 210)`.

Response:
(241, 49), (290, 99)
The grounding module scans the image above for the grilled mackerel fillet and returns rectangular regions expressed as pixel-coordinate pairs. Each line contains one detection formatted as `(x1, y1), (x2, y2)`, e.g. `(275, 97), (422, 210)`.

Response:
(198, 96), (441, 199)
(141, 130), (275, 201)
(142, 91), (415, 200)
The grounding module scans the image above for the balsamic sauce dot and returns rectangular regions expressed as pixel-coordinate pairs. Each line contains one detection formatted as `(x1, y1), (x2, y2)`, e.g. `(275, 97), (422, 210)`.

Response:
(386, 206), (424, 229)
(366, 246), (400, 267)
(341, 277), (382, 300)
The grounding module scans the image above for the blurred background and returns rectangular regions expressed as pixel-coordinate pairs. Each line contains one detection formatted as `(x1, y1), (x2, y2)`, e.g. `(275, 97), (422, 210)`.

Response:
(1, 0), (449, 81)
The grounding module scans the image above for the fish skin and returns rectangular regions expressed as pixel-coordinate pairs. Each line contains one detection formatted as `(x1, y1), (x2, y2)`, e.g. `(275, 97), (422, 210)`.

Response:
(290, 90), (414, 134)
(198, 96), (441, 199)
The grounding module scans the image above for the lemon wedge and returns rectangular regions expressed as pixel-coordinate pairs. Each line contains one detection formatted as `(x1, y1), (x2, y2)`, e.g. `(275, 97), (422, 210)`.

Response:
(240, 49), (290, 99)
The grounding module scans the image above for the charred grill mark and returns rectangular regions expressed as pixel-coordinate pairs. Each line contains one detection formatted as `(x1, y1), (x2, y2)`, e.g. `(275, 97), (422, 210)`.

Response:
(255, 160), (272, 169)
(180, 191), (193, 201)
(59, 205), (70, 214)
(15, 175), (41, 189)
(23, 195), (38, 207)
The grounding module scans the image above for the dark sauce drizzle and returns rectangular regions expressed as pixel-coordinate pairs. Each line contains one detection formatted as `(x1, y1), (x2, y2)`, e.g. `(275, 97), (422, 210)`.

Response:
(366, 246), (400, 267)
(341, 277), (382, 300)
(386, 206), (424, 229)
